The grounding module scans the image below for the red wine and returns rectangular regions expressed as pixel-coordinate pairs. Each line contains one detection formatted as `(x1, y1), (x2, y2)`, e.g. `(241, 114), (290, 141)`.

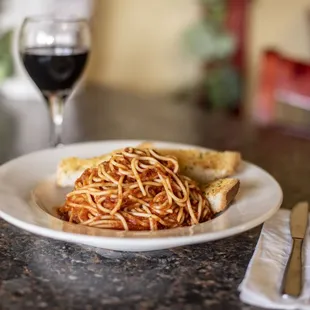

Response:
(21, 47), (88, 98)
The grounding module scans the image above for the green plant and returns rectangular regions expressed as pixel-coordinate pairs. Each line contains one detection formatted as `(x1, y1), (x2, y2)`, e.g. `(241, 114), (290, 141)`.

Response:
(0, 29), (14, 83)
(204, 63), (240, 108)
(183, 0), (235, 61)
(182, 0), (240, 109)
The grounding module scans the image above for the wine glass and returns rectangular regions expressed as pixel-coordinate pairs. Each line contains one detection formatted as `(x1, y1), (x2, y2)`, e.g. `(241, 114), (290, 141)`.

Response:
(19, 16), (91, 147)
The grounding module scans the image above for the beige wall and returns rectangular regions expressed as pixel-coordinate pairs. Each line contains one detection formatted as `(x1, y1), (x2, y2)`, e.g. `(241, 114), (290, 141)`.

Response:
(87, 0), (310, 99)
(246, 0), (310, 112)
(87, 0), (202, 94)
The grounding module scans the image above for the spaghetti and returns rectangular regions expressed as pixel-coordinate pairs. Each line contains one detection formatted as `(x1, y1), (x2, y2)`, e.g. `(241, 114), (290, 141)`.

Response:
(58, 147), (213, 231)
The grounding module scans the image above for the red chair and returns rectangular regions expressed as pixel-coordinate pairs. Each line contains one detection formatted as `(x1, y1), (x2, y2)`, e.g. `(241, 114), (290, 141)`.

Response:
(254, 50), (310, 127)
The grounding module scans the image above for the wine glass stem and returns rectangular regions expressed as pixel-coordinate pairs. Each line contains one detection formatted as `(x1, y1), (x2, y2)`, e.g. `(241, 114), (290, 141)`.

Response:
(48, 94), (64, 147)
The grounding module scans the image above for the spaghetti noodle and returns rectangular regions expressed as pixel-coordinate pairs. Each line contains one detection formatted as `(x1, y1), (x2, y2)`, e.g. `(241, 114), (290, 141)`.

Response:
(58, 147), (213, 230)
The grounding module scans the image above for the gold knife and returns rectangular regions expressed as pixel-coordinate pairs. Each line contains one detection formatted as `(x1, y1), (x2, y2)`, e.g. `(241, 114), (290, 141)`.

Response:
(282, 201), (309, 298)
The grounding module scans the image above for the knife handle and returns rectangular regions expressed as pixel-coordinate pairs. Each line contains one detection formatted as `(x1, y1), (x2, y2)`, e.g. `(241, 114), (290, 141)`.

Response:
(282, 238), (303, 298)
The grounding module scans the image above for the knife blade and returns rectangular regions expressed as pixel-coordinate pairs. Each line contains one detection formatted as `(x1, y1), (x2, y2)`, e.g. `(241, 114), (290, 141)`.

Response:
(281, 201), (309, 298)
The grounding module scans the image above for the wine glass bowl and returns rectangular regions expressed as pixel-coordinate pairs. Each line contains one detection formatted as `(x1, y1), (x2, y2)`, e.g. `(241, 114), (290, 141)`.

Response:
(19, 16), (90, 146)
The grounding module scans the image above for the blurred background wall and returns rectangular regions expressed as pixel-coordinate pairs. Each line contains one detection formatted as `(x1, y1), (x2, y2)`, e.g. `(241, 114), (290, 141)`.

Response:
(87, 0), (202, 94)
(1, 0), (310, 108)
(85, 0), (310, 101)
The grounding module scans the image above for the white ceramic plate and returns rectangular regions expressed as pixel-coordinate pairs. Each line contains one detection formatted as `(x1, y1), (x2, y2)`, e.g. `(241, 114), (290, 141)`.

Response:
(0, 140), (283, 252)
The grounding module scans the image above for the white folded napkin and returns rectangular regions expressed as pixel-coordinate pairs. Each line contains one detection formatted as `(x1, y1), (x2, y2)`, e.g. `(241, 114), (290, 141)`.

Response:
(239, 209), (310, 309)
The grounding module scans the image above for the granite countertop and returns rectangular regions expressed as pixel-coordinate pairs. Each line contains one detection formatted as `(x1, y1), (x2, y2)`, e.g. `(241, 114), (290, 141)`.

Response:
(1, 86), (310, 310)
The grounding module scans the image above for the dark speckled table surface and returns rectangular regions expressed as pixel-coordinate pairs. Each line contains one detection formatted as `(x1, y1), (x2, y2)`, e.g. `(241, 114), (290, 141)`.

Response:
(1, 86), (310, 310)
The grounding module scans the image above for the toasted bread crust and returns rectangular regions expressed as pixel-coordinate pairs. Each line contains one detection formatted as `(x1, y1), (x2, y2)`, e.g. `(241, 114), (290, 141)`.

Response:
(158, 149), (241, 183)
(56, 154), (111, 187)
(204, 178), (240, 213)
